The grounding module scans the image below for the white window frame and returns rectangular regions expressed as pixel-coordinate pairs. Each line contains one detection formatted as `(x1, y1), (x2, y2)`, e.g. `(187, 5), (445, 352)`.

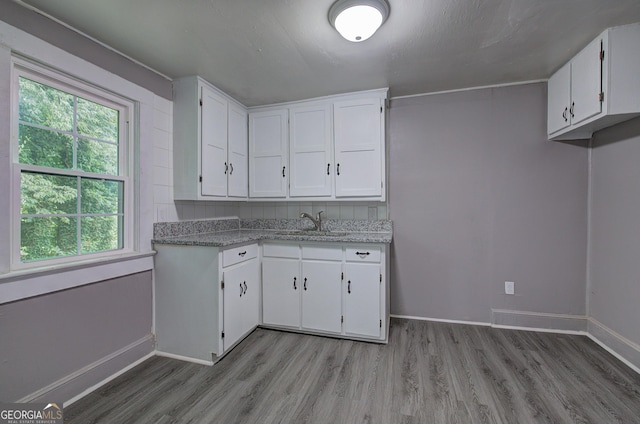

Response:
(10, 57), (135, 270)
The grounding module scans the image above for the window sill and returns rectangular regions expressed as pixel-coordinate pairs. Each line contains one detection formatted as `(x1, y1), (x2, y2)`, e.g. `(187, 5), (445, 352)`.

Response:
(0, 251), (156, 304)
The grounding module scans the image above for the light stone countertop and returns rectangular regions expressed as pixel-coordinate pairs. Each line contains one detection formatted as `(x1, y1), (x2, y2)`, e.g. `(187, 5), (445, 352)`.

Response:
(152, 218), (392, 247)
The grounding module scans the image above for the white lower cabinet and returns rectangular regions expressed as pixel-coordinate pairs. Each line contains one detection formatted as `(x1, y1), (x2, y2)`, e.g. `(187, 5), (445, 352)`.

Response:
(154, 243), (259, 365)
(261, 241), (388, 342)
(301, 260), (342, 334)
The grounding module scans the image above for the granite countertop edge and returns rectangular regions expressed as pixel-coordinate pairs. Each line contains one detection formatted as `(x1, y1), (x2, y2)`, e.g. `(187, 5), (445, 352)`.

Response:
(152, 229), (392, 247)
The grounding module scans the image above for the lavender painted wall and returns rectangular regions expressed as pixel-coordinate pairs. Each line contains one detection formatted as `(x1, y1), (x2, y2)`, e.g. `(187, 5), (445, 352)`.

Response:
(0, 0), (172, 100)
(0, 271), (153, 402)
(589, 117), (640, 357)
(388, 83), (589, 322)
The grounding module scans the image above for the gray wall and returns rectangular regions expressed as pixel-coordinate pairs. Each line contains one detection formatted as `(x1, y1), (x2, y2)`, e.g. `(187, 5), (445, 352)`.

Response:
(0, 271), (153, 402)
(0, 0), (172, 100)
(388, 83), (589, 323)
(589, 117), (640, 351)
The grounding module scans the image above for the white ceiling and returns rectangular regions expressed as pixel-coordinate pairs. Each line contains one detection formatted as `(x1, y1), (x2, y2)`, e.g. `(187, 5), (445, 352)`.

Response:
(16, 0), (640, 106)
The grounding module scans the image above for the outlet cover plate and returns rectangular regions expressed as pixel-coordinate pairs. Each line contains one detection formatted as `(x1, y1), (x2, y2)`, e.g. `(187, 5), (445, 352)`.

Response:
(505, 281), (515, 295)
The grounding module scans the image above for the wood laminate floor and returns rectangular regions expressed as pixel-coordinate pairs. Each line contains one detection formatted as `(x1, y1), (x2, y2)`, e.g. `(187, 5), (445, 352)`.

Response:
(65, 319), (640, 423)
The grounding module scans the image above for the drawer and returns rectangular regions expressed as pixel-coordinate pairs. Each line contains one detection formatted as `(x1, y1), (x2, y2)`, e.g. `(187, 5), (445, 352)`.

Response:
(223, 243), (258, 267)
(262, 243), (300, 259)
(345, 246), (381, 263)
(302, 245), (343, 261)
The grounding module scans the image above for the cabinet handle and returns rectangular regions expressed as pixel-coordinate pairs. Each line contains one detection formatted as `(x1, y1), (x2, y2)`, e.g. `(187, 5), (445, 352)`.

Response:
(562, 107), (568, 122)
(282, 166), (286, 178)
(336, 163), (340, 176)
(229, 163), (234, 175)
(238, 251), (247, 257)
(570, 102), (575, 118)
(225, 162), (228, 175)
(293, 276), (297, 290)
(348, 280), (351, 294)
(356, 251), (370, 257)
(243, 281), (247, 294)
(327, 163), (330, 175)
(303, 277), (307, 291)
(239, 283), (243, 297)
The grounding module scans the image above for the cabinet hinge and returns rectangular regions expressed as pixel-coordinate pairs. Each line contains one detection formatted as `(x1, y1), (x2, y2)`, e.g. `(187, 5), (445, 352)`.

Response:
(380, 106), (383, 113)
(599, 49), (605, 61)
(599, 92), (604, 102)
(380, 320), (382, 328)
(380, 274), (382, 283)
(341, 272), (344, 280)
(200, 98), (203, 106)
(341, 315), (344, 323)
(199, 175), (203, 182)
(221, 281), (225, 289)
(221, 331), (225, 338)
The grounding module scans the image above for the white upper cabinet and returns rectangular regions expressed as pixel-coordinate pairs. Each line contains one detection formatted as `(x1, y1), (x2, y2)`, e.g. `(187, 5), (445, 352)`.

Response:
(334, 97), (384, 198)
(173, 76), (248, 200)
(249, 109), (289, 198)
(228, 103), (248, 198)
(289, 104), (333, 197)
(548, 23), (640, 140)
(248, 88), (387, 201)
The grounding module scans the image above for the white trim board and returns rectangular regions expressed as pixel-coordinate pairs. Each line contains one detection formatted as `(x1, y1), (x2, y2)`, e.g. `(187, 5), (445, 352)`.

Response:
(390, 79), (547, 101)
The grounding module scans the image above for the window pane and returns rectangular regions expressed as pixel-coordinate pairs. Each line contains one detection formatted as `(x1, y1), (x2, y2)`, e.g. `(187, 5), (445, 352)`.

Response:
(21, 216), (78, 261)
(18, 124), (74, 169)
(81, 216), (122, 254)
(80, 178), (123, 214)
(21, 172), (77, 215)
(19, 77), (73, 132)
(78, 138), (118, 175)
(77, 97), (119, 143)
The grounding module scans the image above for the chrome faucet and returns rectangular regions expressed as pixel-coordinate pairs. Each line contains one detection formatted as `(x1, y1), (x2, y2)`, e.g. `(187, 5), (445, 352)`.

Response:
(300, 211), (323, 232)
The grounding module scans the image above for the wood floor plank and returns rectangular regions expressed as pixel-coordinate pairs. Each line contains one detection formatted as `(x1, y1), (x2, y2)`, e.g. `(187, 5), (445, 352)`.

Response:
(64, 319), (640, 423)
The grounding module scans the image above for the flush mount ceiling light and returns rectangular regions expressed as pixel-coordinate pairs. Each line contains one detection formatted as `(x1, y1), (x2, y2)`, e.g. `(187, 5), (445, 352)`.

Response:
(329, 0), (390, 42)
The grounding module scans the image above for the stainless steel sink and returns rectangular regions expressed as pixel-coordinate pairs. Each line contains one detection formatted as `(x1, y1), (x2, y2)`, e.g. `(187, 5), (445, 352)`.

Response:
(274, 230), (347, 237)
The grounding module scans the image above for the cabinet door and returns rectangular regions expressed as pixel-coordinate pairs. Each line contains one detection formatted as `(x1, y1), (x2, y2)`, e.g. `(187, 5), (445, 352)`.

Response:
(301, 260), (342, 333)
(571, 37), (603, 126)
(201, 85), (228, 197)
(344, 263), (381, 338)
(228, 103), (248, 198)
(249, 109), (288, 198)
(262, 258), (300, 328)
(547, 63), (571, 134)
(289, 104), (332, 197)
(241, 258), (260, 335)
(222, 264), (247, 350)
(334, 98), (383, 198)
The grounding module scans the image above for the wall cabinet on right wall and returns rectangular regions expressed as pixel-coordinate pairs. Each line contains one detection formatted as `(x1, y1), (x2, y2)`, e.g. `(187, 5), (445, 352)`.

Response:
(249, 89), (388, 201)
(548, 23), (640, 141)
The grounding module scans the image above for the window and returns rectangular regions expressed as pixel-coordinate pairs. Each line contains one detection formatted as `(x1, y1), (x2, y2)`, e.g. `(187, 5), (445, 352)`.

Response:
(12, 60), (133, 266)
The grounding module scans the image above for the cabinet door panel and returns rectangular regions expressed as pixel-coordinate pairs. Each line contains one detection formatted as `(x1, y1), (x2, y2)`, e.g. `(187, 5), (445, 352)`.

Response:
(547, 63), (571, 134)
(223, 266), (247, 350)
(249, 110), (288, 197)
(344, 263), (381, 338)
(290, 105), (332, 197)
(571, 37), (603, 125)
(334, 98), (383, 197)
(201, 86), (228, 197)
(228, 103), (248, 198)
(301, 260), (342, 333)
(262, 259), (300, 328)
(242, 259), (260, 335)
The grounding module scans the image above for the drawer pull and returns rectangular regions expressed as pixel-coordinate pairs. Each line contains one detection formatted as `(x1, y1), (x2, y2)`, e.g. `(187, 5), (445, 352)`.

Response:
(356, 251), (370, 257)
(293, 277), (297, 290)
(238, 251), (247, 257)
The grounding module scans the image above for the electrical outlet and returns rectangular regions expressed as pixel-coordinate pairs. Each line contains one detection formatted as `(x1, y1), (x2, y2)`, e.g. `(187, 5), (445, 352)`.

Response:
(505, 281), (515, 295)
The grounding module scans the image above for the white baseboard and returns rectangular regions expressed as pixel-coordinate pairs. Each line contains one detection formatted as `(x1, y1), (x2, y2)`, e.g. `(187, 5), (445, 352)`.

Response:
(491, 309), (588, 333)
(155, 350), (214, 366)
(390, 314), (491, 327)
(17, 335), (154, 406)
(587, 318), (640, 374)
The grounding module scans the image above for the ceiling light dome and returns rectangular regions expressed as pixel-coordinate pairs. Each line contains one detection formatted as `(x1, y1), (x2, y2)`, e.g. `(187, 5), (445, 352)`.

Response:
(329, 0), (390, 42)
